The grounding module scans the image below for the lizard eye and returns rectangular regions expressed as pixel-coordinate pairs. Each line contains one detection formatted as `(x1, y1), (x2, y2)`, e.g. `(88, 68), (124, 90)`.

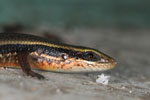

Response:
(87, 53), (94, 59)
(83, 51), (100, 61)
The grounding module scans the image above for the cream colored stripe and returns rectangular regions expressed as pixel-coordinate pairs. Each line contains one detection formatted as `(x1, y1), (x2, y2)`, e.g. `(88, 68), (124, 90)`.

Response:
(0, 40), (102, 56)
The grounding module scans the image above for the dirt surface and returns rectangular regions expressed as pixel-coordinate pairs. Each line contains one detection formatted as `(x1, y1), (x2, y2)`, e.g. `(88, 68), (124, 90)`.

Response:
(0, 28), (149, 100)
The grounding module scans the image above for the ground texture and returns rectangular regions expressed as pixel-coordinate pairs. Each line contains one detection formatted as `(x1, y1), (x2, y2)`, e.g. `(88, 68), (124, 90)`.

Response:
(0, 28), (149, 100)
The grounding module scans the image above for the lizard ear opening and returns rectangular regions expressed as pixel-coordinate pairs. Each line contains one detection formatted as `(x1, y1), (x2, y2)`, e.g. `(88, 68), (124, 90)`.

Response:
(60, 53), (69, 60)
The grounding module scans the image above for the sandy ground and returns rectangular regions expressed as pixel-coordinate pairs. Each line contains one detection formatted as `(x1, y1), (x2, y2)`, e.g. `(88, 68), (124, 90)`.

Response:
(0, 28), (149, 100)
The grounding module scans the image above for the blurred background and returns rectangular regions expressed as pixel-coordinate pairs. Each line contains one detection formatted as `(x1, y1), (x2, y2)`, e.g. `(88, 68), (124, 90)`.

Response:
(0, 1), (150, 100)
(0, 0), (149, 29)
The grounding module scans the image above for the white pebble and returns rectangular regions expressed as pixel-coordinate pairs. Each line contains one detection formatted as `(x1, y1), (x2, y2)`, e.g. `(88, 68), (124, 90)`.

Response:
(96, 73), (110, 85)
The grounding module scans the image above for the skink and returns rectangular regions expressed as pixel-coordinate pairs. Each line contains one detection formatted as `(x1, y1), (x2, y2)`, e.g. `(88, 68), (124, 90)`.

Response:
(0, 33), (116, 79)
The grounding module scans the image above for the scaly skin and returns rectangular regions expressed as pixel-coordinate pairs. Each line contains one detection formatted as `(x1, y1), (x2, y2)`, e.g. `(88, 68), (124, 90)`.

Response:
(0, 33), (117, 79)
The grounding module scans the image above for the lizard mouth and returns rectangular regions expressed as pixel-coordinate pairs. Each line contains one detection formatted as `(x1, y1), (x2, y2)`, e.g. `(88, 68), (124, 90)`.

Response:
(76, 58), (117, 72)
(69, 57), (117, 72)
